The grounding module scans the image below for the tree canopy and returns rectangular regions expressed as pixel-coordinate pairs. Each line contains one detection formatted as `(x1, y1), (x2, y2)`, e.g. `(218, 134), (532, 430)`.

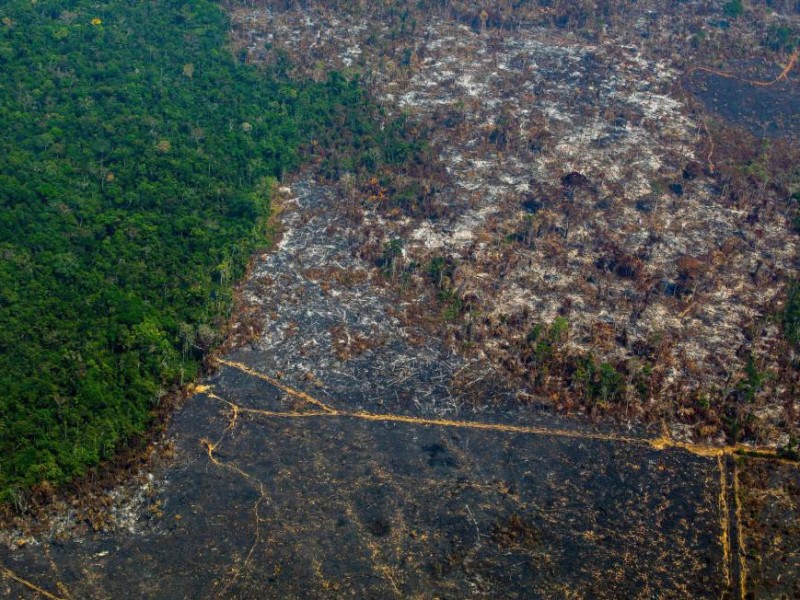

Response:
(0, 0), (396, 499)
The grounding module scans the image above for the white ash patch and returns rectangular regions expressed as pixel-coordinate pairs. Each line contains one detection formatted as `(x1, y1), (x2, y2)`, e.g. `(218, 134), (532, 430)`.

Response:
(227, 3), (800, 444)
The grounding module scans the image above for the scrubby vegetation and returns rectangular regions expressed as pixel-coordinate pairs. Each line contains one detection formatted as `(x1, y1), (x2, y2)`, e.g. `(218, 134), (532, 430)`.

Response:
(228, 0), (800, 450)
(0, 0), (414, 500)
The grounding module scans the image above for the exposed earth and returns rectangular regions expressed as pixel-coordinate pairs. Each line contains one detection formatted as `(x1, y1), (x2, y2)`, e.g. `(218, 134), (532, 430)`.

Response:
(0, 180), (794, 599)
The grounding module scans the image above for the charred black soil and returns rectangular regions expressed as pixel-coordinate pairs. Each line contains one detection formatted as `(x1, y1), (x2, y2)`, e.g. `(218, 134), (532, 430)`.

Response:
(0, 367), (729, 598)
(1, 180), (793, 599)
(685, 59), (800, 138)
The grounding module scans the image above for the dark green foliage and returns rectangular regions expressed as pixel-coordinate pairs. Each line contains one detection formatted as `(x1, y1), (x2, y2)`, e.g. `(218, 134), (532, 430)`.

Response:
(574, 356), (626, 404)
(0, 0), (385, 499)
(721, 354), (767, 441)
(633, 364), (653, 401)
(379, 238), (405, 278)
(779, 436), (799, 461)
(764, 23), (799, 53)
(723, 0), (744, 18)
(438, 288), (463, 320)
(525, 318), (569, 366)
(426, 257), (447, 287)
(791, 193), (800, 234)
(784, 282), (800, 347)
(314, 97), (432, 183)
(736, 355), (767, 404)
(426, 256), (455, 290)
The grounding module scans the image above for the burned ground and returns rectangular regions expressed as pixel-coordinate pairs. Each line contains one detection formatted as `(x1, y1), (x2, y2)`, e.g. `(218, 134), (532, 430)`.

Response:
(686, 60), (800, 139)
(0, 179), (793, 600)
(226, 0), (800, 448)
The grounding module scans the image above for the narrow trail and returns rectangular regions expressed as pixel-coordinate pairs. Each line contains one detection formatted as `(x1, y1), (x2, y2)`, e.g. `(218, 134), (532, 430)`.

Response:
(687, 49), (798, 88)
(684, 49), (799, 171)
(718, 456), (733, 595)
(216, 359), (336, 414)
(0, 566), (66, 600)
(214, 358), (794, 465)
(199, 393), (269, 598)
(202, 358), (797, 600)
(199, 387), (414, 596)
(733, 462), (748, 600)
(2, 348), (776, 598)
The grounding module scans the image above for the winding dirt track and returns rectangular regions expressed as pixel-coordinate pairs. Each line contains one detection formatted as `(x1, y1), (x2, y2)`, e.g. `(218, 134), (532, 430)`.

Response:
(686, 49), (798, 88)
(3, 181), (794, 599)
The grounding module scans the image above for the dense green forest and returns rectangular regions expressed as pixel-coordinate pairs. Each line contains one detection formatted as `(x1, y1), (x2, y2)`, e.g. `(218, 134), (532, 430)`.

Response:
(0, 0), (418, 502)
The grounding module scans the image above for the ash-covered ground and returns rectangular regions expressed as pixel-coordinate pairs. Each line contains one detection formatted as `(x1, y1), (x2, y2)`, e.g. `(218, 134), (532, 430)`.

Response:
(228, 1), (800, 448)
(1, 182), (738, 598)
